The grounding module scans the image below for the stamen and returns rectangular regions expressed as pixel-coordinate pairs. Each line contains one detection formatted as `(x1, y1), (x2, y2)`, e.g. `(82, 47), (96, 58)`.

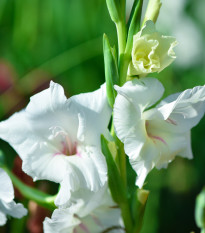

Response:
(49, 126), (77, 156)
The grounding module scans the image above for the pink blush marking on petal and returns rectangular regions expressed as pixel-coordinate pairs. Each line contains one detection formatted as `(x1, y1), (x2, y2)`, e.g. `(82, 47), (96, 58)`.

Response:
(91, 215), (102, 227)
(145, 121), (167, 145)
(149, 134), (167, 145)
(76, 151), (82, 158)
(79, 223), (90, 233)
(166, 118), (177, 125)
(53, 152), (61, 156)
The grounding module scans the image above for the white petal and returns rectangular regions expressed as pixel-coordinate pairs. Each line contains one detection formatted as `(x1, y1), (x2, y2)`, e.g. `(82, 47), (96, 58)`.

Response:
(75, 206), (123, 233)
(26, 81), (78, 141)
(55, 146), (107, 208)
(114, 78), (164, 111)
(179, 131), (193, 159)
(157, 36), (178, 72)
(0, 169), (27, 224)
(71, 83), (112, 146)
(56, 185), (110, 219)
(0, 110), (31, 162)
(114, 78), (165, 186)
(0, 200), (27, 219)
(0, 168), (14, 202)
(43, 207), (80, 233)
(0, 82), (78, 182)
(0, 211), (6, 226)
(154, 85), (205, 131)
(114, 85), (147, 158)
(146, 119), (192, 169)
(0, 82), (109, 186)
(132, 140), (158, 188)
(44, 199), (123, 233)
(139, 20), (157, 37)
(23, 146), (69, 183)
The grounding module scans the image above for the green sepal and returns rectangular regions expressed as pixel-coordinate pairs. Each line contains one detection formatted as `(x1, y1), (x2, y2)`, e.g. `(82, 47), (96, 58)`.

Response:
(195, 187), (205, 231)
(101, 135), (126, 204)
(106, 0), (122, 23)
(131, 188), (149, 233)
(126, 0), (143, 54)
(2, 166), (56, 211)
(103, 34), (119, 108)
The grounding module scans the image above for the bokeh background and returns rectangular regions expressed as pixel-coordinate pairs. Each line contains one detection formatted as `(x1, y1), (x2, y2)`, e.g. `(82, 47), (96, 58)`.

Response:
(0, 0), (204, 232)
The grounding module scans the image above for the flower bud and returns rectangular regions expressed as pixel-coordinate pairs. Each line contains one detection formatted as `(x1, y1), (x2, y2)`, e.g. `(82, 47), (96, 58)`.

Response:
(128, 20), (178, 77)
(142, 0), (162, 25)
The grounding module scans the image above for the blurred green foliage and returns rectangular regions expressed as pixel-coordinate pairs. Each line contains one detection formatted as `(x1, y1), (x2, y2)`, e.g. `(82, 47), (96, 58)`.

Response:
(0, 0), (205, 233)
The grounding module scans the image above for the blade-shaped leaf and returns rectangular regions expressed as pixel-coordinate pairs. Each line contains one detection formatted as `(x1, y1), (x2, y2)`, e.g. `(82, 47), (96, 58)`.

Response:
(101, 135), (126, 204)
(126, 0), (143, 54)
(103, 34), (119, 107)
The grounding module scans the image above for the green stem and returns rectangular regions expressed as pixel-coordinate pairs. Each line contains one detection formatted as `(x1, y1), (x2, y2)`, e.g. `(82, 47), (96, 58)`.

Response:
(120, 203), (133, 233)
(2, 166), (56, 211)
(119, 52), (131, 86)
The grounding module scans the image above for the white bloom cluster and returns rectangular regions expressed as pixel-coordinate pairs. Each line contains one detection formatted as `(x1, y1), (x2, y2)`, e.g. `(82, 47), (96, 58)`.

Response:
(0, 77), (204, 232)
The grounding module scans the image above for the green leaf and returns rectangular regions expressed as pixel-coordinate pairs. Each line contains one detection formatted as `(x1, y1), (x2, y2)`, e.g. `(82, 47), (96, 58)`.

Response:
(195, 187), (205, 231)
(101, 135), (126, 204)
(103, 34), (119, 108)
(126, 0), (143, 54)
(132, 189), (149, 233)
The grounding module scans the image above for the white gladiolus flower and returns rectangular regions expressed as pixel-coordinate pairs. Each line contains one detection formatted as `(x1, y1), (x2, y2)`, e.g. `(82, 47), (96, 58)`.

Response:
(0, 168), (27, 226)
(0, 82), (111, 200)
(43, 189), (124, 233)
(128, 20), (178, 77)
(114, 77), (205, 188)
